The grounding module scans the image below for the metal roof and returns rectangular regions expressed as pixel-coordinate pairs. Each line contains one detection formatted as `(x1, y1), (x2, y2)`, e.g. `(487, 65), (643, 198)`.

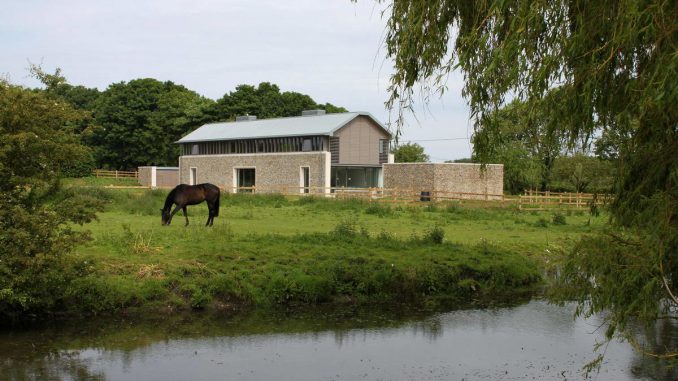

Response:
(176, 112), (390, 143)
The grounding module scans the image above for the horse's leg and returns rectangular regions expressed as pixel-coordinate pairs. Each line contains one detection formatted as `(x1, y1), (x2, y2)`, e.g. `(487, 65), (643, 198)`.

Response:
(207, 201), (216, 226)
(183, 206), (189, 226)
(168, 204), (182, 225)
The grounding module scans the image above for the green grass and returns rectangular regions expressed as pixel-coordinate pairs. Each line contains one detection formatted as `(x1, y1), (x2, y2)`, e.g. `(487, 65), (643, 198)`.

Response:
(63, 186), (606, 314)
(61, 176), (141, 187)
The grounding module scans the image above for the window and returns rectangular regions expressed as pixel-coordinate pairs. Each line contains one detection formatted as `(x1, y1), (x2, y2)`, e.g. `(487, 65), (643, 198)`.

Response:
(302, 139), (312, 152)
(300, 167), (310, 193)
(236, 168), (256, 193)
(191, 144), (199, 155)
(379, 139), (385, 154)
(190, 167), (197, 185)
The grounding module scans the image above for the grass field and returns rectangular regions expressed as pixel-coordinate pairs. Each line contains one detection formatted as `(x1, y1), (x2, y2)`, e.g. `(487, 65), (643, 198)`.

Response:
(62, 183), (606, 314)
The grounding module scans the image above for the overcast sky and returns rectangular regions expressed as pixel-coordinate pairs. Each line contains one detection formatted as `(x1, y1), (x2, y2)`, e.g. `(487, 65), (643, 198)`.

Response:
(2, 0), (474, 161)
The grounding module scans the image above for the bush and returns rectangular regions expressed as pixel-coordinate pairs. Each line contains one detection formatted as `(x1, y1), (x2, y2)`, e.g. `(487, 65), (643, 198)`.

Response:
(364, 203), (393, 217)
(332, 218), (360, 238)
(534, 218), (549, 228)
(423, 225), (445, 244)
(552, 212), (567, 225)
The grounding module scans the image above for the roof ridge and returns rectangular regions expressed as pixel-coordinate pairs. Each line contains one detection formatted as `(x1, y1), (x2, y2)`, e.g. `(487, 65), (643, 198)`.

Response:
(204, 111), (358, 126)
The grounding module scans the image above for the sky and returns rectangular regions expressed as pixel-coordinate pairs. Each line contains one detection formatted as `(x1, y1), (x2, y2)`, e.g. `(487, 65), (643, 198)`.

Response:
(1, 0), (474, 161)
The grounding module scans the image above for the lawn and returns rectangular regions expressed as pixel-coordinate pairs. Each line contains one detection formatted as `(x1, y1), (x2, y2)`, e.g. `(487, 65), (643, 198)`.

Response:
(63, 186), (606, 314)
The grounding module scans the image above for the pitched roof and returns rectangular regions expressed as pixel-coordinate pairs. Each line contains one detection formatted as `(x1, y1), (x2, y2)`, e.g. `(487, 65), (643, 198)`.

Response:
(176, 112), (390, 143)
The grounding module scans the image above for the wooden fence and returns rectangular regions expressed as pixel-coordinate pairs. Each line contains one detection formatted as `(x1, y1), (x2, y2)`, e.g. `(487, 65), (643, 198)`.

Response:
(93, 169), (139, 179)
(517, 190), (612, 211)
(228, 186), (611, 210)
(95, 179), (612, 211)
(224, 185), (506, 203)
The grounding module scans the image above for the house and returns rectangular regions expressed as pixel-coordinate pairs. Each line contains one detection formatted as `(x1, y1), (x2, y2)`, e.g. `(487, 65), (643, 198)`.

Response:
(176, 110), (393, 193)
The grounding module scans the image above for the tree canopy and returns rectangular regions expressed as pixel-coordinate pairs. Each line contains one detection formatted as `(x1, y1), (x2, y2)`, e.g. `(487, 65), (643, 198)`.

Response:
(91, 78), (214, 169)
(382, 0), (677, 359)
(393, 142), (429, 163)
(208, 82), (347, 121)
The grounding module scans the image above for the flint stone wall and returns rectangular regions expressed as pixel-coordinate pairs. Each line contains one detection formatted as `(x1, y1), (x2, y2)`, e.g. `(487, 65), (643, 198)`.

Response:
(138, 166), (179, 188)
(138, 166), (153, 187)
(179, 152), (331, 193)
(383, 163), (504, 200)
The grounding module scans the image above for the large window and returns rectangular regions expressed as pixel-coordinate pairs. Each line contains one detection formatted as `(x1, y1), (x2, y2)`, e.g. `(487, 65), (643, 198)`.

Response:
(182, 136), (327, 156)
(331, 166), (381, 188)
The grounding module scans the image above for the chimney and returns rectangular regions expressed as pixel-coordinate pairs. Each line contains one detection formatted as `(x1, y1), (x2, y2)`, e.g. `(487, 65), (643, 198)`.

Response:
(301, 109), (326, 117)
(236, 115), (257, 122)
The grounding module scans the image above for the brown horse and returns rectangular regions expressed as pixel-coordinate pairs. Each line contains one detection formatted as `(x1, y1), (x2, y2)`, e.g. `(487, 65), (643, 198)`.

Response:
(161, 183), (220, 226)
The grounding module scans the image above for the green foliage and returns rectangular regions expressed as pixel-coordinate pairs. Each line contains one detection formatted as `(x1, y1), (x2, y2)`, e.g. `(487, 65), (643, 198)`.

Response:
(92, 78), (214, 169)
(383, 0), (677, 357)
(534, 218), (549, 228)
(550, 155), (615, 193)
(364, 203), (393, 217)
(472, 99), (564, 192)
(0, 82), (101, 320)
(208, 82), (347, 121)
(393, 142), (429, 163)
(551, 213), (567, 226)
(422, 225), (445, 244)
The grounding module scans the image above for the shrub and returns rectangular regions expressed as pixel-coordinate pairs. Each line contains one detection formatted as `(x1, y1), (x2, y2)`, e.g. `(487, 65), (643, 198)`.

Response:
(332, 218), (359, 238)
(364, 203), (393, 217)
(423, 225), (445, 244)
(534, 218), (549, 228)
(552, 212), (567, 225)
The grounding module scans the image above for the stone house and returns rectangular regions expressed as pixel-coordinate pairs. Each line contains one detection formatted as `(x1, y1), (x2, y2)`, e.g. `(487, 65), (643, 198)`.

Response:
(176, 110), (393, 193)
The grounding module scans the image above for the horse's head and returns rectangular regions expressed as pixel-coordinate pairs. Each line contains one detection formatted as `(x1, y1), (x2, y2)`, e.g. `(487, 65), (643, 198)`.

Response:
(161, 208), (171, 226)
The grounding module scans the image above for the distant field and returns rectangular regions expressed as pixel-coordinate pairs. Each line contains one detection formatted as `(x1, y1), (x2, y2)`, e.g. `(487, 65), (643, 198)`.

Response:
(63, 184), (606, 314)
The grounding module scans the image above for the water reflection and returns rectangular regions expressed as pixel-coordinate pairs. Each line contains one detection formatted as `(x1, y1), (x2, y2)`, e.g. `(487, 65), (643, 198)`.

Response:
(0, 300), (675, 381)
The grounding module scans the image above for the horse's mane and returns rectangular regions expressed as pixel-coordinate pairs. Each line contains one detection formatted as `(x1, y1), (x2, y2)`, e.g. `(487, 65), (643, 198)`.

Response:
(163, 186), (179, 212)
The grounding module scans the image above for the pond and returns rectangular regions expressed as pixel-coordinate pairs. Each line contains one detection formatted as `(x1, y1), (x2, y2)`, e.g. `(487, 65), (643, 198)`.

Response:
(1, 300), (675, 381)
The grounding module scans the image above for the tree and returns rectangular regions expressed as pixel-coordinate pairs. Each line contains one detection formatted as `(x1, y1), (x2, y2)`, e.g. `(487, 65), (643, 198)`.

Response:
(475, 99), (564, 193)
(550, 155), (615, 194)
(0, 81), (100, 319)
(382, 0), (677, 359)
(393, 142), (429, 162)
(208, 82), (348, 121)
(92, 79), (214, 169)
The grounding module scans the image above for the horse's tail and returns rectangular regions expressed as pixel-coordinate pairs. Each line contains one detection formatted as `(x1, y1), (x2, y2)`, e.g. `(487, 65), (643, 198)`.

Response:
(213, 186), (220, 217)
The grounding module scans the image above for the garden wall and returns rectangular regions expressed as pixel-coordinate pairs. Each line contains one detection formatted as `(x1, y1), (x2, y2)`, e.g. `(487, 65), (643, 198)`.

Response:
(383, 163), (504, 200)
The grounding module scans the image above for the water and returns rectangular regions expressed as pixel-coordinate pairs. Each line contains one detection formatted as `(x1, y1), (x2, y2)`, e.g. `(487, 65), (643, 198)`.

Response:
(1, 300), (675, 381)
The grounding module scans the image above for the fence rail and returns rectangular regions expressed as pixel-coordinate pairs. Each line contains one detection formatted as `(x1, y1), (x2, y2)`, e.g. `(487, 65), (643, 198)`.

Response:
(93, 169), (139, 179)
(518, 190), (612, 211)
(223, 185), (506, 203)
(97, 180), (612, 211)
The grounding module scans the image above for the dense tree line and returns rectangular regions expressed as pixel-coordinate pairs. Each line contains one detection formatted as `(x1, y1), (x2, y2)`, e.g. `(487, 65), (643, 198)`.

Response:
(32, 68), (347, 171)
